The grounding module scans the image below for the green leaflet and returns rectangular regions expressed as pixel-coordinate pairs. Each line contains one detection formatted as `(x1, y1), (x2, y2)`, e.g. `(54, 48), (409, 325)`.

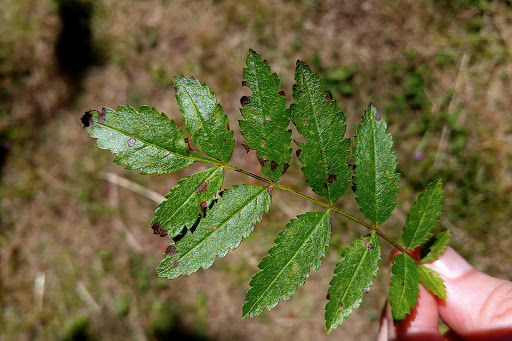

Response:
(174, 76), (234, 163)
(82, 106), (210, 174)
(239, 49), (292, 182)
(402, 180), (444, 249)
(421, 230), (451, 262)
(157, 184), (271, 279)
(389, 253), (420, 324)
(325, 232), (381, 333)
(243, 210), (331, 318)
(152, 167), (224, 238)
(353, 104), (400, 226)
(417, 265), (446, 300)
(290, 61), (351, 203)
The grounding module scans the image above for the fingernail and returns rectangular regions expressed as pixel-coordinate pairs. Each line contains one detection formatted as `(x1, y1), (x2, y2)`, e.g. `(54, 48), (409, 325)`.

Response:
(424, 247), (473, 279)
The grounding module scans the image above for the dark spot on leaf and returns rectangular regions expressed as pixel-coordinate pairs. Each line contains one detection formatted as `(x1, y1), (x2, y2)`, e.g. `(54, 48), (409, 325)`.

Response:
(212, 225), (218, 231)
(163, 150), (170, 156)
(324, 183), (328, 188)
(200, 201), (207, 213)
(363, 288), (369, 293)
(184, 137), (189, 143)
(81, 111), (94, 127)
(303, 119), (307, 124)
(226, 123), (230, 131)
(320, 149), (323, 154)
(173, 86), (179, 93)
(287, 129), (292, 133)
(173, 261), (179, 269)
(165, 245), (177, 255)
(219, 190), (224, 197)
(296, 149), (302, 157)
(270, 161), (278, 172)
(351, 184), (357, 193)
(241, 80), (249, 87)
(279, 90), (285, 96)
(283, 163), (290, 174)
(326, 92), (333, 101)
(151, 222), (168, 237)
(240, 96), (250, 106)
(258, 157), (267, 167)
(326, 293), (330, 300)
(267, 187), (273, 197)
(195, 182), (208, 194)
(338, 302), (344, 310)
(327, 174), (337, 183)
(242, 143), (250, 153)
(99, 108), (106, 124)
(259, 211), (265, 222)
(363, 233), (371, 238)
(127, 138), (136, 147)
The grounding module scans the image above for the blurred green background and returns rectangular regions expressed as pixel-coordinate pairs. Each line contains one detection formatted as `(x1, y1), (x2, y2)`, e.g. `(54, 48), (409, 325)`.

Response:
(1, 0), (512, 340)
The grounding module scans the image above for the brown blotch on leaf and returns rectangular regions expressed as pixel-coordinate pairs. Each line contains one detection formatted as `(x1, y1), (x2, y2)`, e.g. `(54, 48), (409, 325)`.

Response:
(258, 157), (267, 167)
(173, 261), (179, 268)
(279, 90), (285, 96)
(195, 182), (208, 194)
(151, 222), (168, 237)
(326, 92), (333, 101)
(338, 302), (344, 310)
(296, 149), (302, 157)
(127, 138), (136, 147)
(99, 108), (107, 124)
(359, 236), (375, 250)
(241, 80), (249, 87)
(242, 143), (250, 153)
(173, 86), (179, 93)
(326, 293), (331, 300)
(200, 201), (207, 213)
(283, 163), (290, 174)
(267, 187), (273, 197)
(240, 96), (250, 106)
(302, 119), (307, 124)
(259, 211), (265, 222)
(227, 123), (230, 131)
(81, 111), (94, 128)
(212, 225), (218, 231)
(328, 174), (337, 183)
(165, 245), (177, 255)
(163, 150), (170, 156)
(270, 161), (278, 172)
(363, 288), (369, 293)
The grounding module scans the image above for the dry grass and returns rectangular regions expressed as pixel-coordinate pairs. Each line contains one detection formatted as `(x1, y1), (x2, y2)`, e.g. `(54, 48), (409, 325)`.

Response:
(1, 0), (512, 340)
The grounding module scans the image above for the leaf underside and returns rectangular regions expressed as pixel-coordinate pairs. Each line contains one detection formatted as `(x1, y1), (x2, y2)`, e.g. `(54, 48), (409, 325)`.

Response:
(417, 265), (446, 300)
(421, 230), (451, 263)
(402, 180), (444, 249)
(152, 166), (225, 238)
(174, 76), (235, 163)
(353, 104), (399, 226)
(290, 61), (351, 203)
(83, 105), (207, 175)
(389, 253), (420, 324)
(157, 184), (271, 279)
(239, 49), (292, 182)
(325, 232), (381, 333)
(243, 210), (331, 318)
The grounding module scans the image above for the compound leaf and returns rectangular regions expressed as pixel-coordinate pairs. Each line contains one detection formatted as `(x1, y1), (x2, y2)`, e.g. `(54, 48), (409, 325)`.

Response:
(152, 166), (224, 238)
(421, 230), (451, 263)
(290, 61), (351, 203)
(417, 265), (446, 300)
(82, 106), (209, 175)
(157, 184), (271, 279)
(389, 253), (420, 324)
(174, 76), (234, 163)
(353, 104), (399, 226)
(243, 210), (331, 318)
(402, 180), (444, 249)
(325, 232), (381, 333)
(239, 49), (292, 181)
